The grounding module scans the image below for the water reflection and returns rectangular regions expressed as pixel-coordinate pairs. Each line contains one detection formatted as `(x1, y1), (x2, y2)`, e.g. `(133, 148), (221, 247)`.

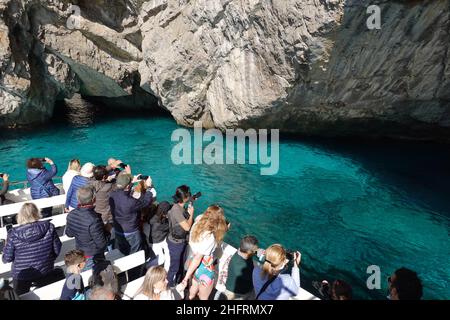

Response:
(55, 94), (97, 127)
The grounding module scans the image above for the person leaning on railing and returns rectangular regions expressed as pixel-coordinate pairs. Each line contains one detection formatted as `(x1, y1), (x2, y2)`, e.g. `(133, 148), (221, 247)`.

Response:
(26, 158), (60, 218)
(217, 235), (260, 300)
(252, 244), (302, 300)
(0, 173), (9, 206)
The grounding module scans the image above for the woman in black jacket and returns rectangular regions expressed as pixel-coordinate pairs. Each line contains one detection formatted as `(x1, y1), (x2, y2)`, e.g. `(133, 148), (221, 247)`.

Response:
(2, 203), (62, 295)
(148, 201), (171, 270)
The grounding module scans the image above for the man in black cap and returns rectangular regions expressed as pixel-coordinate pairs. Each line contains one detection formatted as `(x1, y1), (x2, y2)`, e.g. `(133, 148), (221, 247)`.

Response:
(109, 172), (154, 256)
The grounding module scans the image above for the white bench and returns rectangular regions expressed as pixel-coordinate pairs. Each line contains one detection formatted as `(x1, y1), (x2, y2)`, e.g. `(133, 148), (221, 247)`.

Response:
(0, 194), (66, 227)
(0, 213), (68, 240)
(4, 185), (65, 204)
(0, 193), (70, 276)
(121, 276), (145, 300)
(291, 289), (321, 300)
(19, 250), (146, 300)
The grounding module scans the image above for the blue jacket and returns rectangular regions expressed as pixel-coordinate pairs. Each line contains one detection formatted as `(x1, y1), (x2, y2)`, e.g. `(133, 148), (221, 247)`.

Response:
(252, 265), (300, 300)
(65, 176), (90, 209)
(27, 165), (60, 200)
(109, 190), (153, 234)
(2, 220), (62, 280)
(65, 206), (109, 257)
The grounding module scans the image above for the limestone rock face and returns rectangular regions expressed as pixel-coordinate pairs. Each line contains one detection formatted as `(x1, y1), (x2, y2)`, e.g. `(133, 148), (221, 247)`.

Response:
(0, 0), (157, 128)
(139, 0), (450, 140)
(0, 0), (449, 140)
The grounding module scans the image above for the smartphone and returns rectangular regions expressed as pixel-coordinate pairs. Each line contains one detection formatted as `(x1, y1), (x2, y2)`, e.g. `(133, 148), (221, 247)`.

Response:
(137, 175), (149, 180)
(119, 163), (128, 169)
(0, 173), (4, 178)
(40, 158), (47, 162)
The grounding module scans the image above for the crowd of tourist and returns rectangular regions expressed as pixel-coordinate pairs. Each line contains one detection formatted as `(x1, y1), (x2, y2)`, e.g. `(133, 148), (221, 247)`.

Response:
(0, 159), (424, 300)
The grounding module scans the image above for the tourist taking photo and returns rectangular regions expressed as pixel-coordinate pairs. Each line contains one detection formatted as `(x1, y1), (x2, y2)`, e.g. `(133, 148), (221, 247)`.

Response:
(0, 172), (9, 206)
(26, 157), (60, 218)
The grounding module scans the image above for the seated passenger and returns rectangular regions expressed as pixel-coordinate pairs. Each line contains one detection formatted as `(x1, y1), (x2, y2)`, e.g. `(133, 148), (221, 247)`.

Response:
(60, 250), (86, 300)
(2, 203), (62, 295)
(133, 266), (186, 300)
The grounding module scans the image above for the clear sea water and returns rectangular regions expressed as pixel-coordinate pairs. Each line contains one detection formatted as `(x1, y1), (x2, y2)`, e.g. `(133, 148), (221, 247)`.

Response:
(0, 99), (449, 300)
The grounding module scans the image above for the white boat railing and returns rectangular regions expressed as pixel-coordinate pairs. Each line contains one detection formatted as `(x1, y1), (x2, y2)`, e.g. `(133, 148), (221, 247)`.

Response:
(0, 184), (65, 227)
(5, 177), (63, 193)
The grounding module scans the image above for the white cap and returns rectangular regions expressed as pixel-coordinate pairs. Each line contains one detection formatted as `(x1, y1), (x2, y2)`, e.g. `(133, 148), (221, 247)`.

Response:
(80, 162), (95, 178)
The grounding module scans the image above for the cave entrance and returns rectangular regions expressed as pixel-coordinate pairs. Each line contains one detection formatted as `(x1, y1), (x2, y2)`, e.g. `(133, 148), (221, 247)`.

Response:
(53, 93), (170, 128)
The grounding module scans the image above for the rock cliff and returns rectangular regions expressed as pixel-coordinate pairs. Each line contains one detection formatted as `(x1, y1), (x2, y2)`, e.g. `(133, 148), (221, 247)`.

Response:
(0, 0), (449, 140)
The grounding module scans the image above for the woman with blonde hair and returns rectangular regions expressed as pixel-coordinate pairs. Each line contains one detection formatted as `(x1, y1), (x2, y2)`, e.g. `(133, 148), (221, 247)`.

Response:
(62, 159), (81, 193)
(2, 203), (62, 295)
(182, 205), (228, 300)
(252, 244), (302, 300)
(133, 266), (185, 300)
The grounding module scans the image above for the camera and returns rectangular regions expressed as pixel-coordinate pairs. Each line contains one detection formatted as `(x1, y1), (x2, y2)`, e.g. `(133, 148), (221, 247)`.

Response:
(189, 192), (202, 202)
(137, 175), (149, 180)
(286, 249), (296, 261)
(40, 158), (47, 162)
(0, 173), (3, 178)
(182, 192), (201, 219)
(118, 163), (128, 169)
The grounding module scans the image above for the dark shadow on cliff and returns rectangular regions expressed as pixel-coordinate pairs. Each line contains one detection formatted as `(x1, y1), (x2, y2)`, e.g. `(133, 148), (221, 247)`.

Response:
(52, 94), (171, 129)
(242, 0), (450, 143)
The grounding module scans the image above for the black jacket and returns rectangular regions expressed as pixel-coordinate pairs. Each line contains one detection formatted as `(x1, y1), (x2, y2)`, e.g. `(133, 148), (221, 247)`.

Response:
(109, 190), (153, 234)
(2, 220), (61, 280)
(0, 181), (9, 205)
(66, 207), (109, 257)
(149, 214), (169, 243)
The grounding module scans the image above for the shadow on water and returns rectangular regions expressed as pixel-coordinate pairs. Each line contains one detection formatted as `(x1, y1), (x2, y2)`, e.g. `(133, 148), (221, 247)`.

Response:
(281, 133), (450, 219)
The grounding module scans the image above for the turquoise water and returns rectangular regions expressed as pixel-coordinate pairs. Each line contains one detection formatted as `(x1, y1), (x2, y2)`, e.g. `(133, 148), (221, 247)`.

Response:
(0, 107), (449, 299)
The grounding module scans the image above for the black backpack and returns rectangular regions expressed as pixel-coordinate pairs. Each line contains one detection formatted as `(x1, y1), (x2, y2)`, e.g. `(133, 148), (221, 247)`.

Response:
(0, 279), (19, 300)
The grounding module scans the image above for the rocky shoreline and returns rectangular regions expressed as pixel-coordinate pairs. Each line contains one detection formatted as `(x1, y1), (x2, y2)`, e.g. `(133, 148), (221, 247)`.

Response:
(0, 0), (449, 141)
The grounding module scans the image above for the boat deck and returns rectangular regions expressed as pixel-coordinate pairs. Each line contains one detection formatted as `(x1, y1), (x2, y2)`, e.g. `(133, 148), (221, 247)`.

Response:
(0, 185), (319, 300)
